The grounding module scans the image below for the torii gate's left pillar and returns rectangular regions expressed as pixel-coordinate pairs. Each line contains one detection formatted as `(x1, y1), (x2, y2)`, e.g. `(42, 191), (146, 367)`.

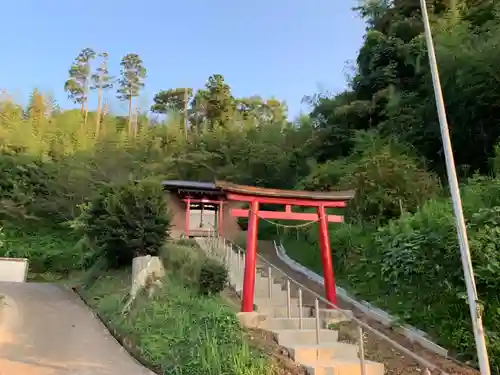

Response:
(241, 200), (259, 312)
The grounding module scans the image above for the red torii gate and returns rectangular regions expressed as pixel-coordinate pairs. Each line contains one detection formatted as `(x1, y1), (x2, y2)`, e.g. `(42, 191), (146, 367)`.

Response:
(216, 181), (355, 312)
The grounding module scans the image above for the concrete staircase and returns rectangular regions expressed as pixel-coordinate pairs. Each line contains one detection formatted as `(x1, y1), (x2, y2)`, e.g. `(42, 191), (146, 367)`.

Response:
(196, 237), (385, 375)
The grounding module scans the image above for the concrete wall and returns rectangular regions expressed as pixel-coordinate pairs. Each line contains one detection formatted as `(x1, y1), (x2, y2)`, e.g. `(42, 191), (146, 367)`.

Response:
(0, 258), (28, 282)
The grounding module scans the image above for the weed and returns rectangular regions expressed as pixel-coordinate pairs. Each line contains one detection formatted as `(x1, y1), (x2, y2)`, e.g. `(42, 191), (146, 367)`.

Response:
(83, 269), (276, 375)
(0, 223), (82, 279)
(79, 241), (278, 375)
(198, 258), (228, 296)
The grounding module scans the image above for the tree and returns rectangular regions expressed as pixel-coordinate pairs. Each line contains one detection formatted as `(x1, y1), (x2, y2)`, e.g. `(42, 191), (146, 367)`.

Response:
(151, 88), (193, 114)
(190, 74), (234, 129)
(116, 53), (147, 137)
(309, 0), (500, 176)
(151, 88), (193, 138)
(64, 48), (96, 131)
(26, 89), (48, 125)
(91, 52), (113, 138)
(0, 90), (23, 123)
(74, 180), (171, 268)
(235, 96), (287, 126)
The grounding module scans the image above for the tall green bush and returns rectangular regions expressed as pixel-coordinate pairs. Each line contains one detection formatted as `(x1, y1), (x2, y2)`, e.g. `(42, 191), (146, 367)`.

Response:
(371, 199), (500, 367)
(0, 152), (56, 221)
(299, 132), (440, 225)
(198, 258), (228, 296)
(75, 180), (171, 268)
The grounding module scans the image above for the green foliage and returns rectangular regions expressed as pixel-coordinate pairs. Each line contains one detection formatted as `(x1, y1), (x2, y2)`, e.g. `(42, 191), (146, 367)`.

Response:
(0, 224), (82, 279)
(91, 52), (114, 137)
(370, 198), (500, 367)
(82, 241), (275, 375)
(151, 88), (193, 114)
(75, 180), (171, 268)
(0, 153), (56, 220)
(301, 132), (439, 224)
(191, 74), (235, 128)
(161, 241), (205, 286)
(312, 2), (500, 177)
(116, 53), (147, 102)
(198, 258), (228, 296)
(91, 52), (114, 93)
(117, 53), (147, 136)
(64, 48), (96, 110)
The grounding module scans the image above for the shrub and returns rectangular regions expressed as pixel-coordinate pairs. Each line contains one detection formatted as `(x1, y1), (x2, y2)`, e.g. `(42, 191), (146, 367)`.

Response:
(0, 153), (56, 221)
(0, 224), (82, 277)
(161, 241), (204, 286)
(198, 258), (228, 296)
(299, 131), (440, 225)
(371, 199), (500, 367)
(76, 180), (171, 268)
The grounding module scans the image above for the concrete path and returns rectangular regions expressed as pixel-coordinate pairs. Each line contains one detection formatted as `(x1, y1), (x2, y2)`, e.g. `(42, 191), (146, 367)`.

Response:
(0, 282), (154, 375)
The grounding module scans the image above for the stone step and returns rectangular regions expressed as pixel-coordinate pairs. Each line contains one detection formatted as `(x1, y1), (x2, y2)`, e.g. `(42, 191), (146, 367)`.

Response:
(228, 264), (244, 274)
(257, 305), (313, 318)
(243, 275), (281, 288)
(228, 280), (243, 292)
(229, 259), (243, 266)
(272, 329), (339, 346)
(285, 342), (359, 362)
(231, 283), (283, 296)
(261, 317), (327, 330)
(254, 296), (298, 307)
(253, 284), (284, 297)
(228, 275), (243, 286)
(301, 358), (384, 375)
(316, 308), (353, 324)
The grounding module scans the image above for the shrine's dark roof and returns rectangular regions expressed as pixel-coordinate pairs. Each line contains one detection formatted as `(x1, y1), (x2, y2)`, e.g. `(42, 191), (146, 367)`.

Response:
(162, 180), (355, 201)
(162, 180), (223, 197)
(161, 180), (218, 191)
(215, 180), (355, 201)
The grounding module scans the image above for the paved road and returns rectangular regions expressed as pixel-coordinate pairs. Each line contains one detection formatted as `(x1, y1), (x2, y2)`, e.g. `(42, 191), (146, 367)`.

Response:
(0, 282), (154, 375)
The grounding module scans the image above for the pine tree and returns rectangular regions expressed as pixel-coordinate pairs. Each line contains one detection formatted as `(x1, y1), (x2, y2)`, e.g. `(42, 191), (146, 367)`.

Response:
(64, 48), (96, 131)
(91, 52), (113, 137)
(116, 53), (147, 137)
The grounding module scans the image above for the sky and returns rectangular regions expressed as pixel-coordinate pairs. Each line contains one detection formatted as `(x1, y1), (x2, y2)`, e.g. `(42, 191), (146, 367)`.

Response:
(1, 0), (366, 118)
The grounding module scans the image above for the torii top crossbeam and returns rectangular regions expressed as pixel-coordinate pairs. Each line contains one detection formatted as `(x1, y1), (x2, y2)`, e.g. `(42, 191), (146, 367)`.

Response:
(214, 180), (355, 312)
(216, 180), (354, 205)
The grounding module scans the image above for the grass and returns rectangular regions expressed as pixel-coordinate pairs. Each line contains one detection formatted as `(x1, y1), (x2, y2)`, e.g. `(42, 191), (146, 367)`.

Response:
(80, 241), (278, 375)
(0, 223), (84, 282)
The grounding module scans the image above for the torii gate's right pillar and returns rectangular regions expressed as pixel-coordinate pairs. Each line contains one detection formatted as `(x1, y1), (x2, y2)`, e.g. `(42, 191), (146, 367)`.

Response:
(317, 204), (336, 306)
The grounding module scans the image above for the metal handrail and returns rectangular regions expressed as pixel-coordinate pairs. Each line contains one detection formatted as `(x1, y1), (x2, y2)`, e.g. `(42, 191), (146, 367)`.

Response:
(204, 229), (445, 375)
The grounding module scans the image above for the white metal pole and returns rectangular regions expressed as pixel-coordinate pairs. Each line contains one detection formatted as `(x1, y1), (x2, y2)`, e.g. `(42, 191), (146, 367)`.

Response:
(419, 1), (491, 373)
